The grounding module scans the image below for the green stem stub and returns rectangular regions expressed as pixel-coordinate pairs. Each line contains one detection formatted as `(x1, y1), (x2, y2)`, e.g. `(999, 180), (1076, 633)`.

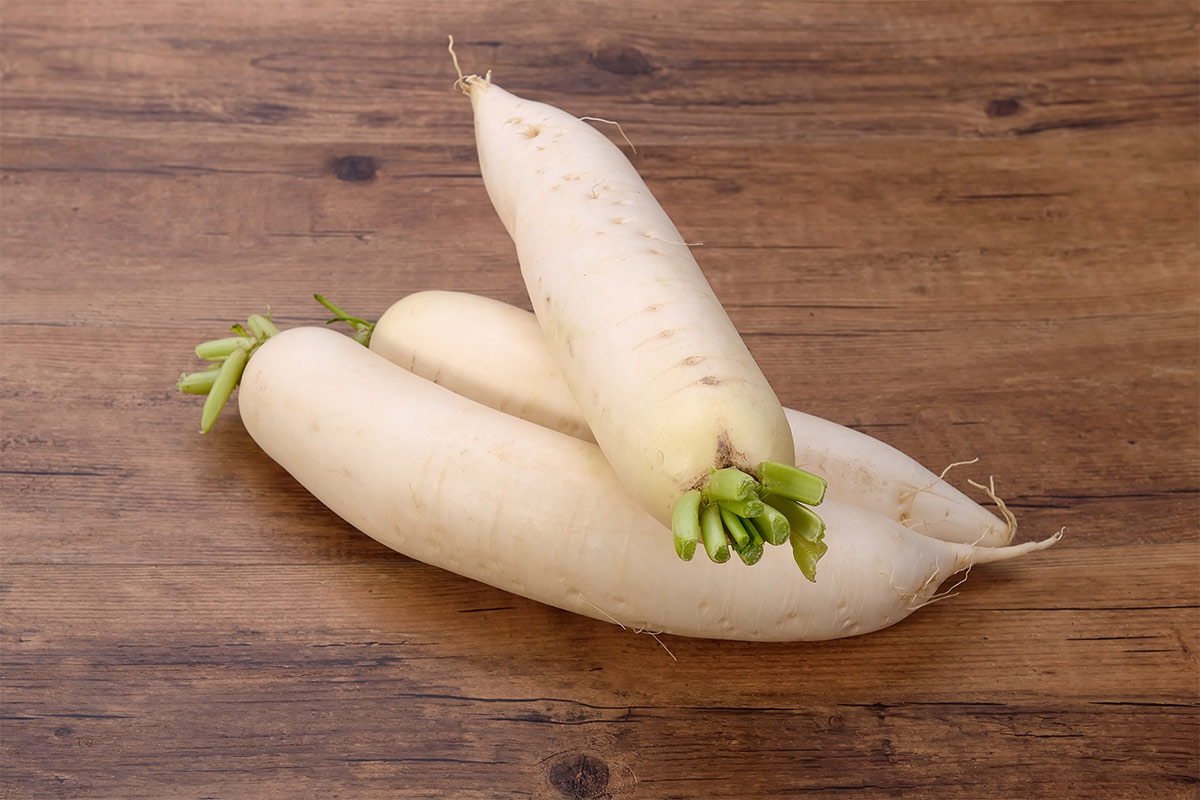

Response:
(699, 502), (731, 563)
(791, 536), (829, 583)
(758, 461), (827, 506)
(200, 346), (249, 433)
(716, 496), (765, 519)
(179, 310), (279, 433)
(669, 459), (829, 577)
(750, 504), (792, 547)
(718, 505), (751, 548)
(195, 336), (254, 361)
(672, 489), (702, 561)
(707, 467), (756, 503)
(315, 293), (375, 346)
(731, 527), (764, 566)
(180, 300), (373, 434)
(762, 494), (826, 544)
(177, 365), (221, 395)
(247, 313), (281, 340)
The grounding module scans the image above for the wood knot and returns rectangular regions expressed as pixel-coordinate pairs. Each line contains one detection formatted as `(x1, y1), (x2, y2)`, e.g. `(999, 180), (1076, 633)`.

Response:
(331, 155), (378, 182)
(985, 97), (1021, 118)
(589, 44), (654, 76)
(547, 752), (610, 798)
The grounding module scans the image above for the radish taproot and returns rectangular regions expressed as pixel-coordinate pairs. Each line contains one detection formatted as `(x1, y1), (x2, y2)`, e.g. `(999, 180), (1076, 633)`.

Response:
(456, 62), (822, 563)
(214, 324), (1057, 641)
(365, 290), (1017, 548)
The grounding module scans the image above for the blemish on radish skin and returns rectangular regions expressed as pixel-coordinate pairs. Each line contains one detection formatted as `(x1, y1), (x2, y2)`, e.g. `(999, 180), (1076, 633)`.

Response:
(680, 355), (705, 366)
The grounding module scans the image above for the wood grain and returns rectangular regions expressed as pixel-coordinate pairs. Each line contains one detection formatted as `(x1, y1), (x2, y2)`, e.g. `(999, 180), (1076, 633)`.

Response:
(2, 1), (1197, 798)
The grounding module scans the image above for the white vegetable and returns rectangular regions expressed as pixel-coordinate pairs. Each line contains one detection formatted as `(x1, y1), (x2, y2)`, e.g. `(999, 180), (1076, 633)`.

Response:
(372, 290), (1014, 547)
(238, 326), (1058, 642)
(462, 73), (797, 534)
(375, 290), (595, 443)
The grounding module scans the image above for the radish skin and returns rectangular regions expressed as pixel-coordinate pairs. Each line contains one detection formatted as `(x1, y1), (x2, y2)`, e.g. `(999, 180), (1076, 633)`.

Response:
(371, 290), (1014, 547)
(463, 74), (797, 533)
(375, 290), (595, 443)
(238, 327), (1058, 642)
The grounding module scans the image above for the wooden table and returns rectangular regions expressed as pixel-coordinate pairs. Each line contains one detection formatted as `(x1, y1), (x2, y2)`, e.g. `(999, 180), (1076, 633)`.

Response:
(3, 2), (1197, 797)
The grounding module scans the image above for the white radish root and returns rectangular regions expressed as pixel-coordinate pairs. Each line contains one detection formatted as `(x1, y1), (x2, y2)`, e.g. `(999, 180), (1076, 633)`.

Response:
(239, 327), (1059, 642)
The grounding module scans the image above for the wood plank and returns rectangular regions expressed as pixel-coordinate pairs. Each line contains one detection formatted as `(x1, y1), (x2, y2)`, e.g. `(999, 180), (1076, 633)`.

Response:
(2, 559), (1196, 797)
(2, 694), (1195, 798)
(4, 129), (1196, 270)
(1, 1), (1195, 145)
(2, 547), (1196, 697)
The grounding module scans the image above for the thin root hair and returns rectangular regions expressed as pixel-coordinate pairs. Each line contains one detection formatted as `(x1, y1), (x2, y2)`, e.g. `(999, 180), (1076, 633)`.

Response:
(644, 230), (704, 247)
(885, 555), (972, 611)
(580, 116), (637, 154)
(899, 515), (933, 534)
(967, 475), (1018, 541)
(633, 626), (678, 661)
(898, 457), (980, 504)
(580, 597), (678, 661)
(908, 565), (974, 611)
(447, 35), (490, 94)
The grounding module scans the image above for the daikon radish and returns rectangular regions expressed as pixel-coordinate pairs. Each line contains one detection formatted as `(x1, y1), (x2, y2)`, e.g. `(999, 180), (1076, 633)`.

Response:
(457, 63), (824, 565)
(231, 326), (1057, 641)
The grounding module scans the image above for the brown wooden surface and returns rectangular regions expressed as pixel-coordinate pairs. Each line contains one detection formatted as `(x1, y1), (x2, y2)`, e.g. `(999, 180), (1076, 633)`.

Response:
(2, 1), (1197, 797)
